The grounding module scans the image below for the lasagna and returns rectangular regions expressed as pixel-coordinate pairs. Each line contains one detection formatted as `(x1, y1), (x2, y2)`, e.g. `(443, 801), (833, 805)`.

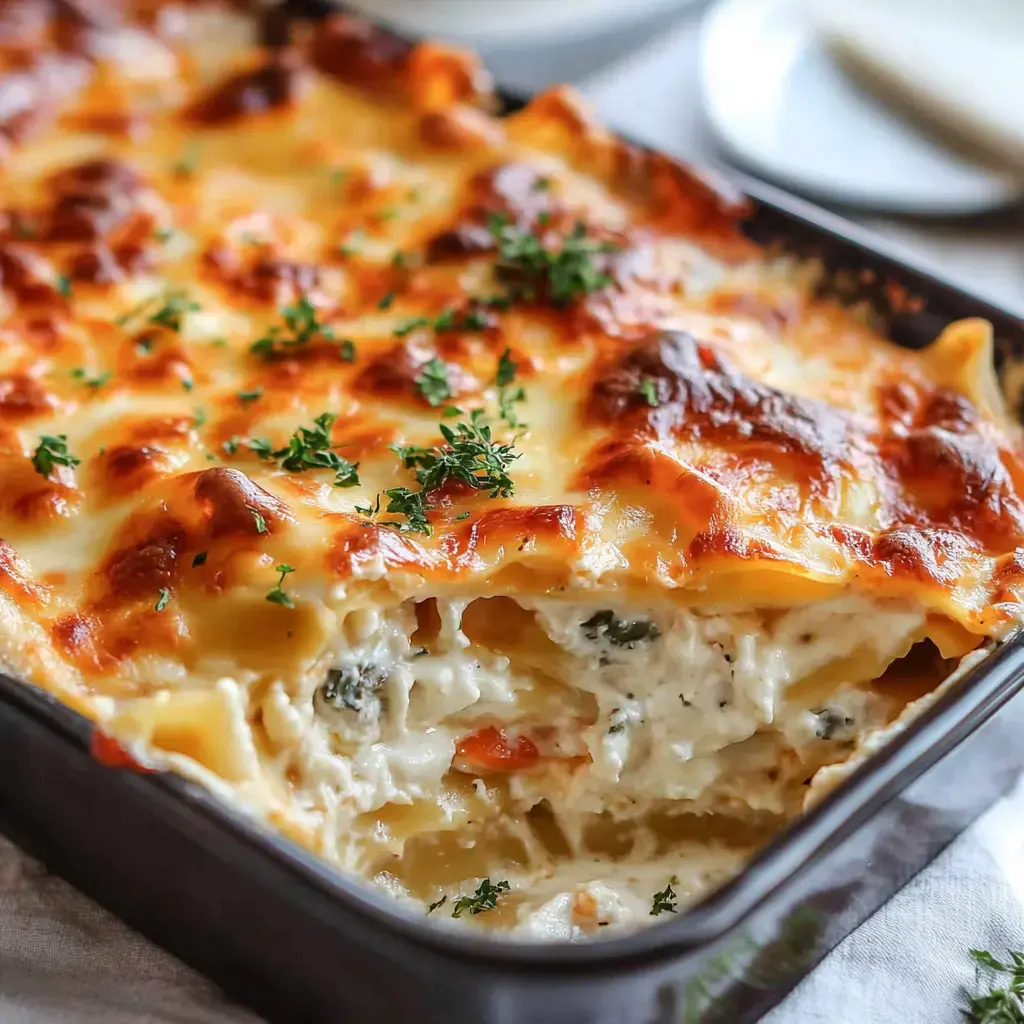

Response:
(1, 2), (1022, 940)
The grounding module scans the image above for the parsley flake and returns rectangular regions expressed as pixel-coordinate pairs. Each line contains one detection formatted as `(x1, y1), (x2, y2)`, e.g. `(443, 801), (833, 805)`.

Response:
(248, 505), (268, 534)
(266, 564), (295, 608)
(377, 291), (396, 310)
(370, 410), (518, 535)
(31, 434), (79, 479)
(636, 377), (659, 407)
(451, 878), (510, 918)
(416, 357), (451, 407)
(427, 896), (447, 915)
(54, 274), (71, 299)
(495, 348), (526, 428)
(222, 436), (241, 456)
(154, 588), (171, 612)
(252, 412), (359, 488)
(489, 215), (620, 308)
(71, 368), (112, 390)
(338, 338), (357, 362)
(251, 295), (333, 359)
(193, 408), (207, 427)
(238, 387), (263, 405)
(192, 552), (207, 568)
(650, 877), (679, 917)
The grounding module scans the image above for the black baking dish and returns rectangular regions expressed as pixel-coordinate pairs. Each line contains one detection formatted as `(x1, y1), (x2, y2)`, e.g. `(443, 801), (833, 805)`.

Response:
(2, 6), (1024, 1023)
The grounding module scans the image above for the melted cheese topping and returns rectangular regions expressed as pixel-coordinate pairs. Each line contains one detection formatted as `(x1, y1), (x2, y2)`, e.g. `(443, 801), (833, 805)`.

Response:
(0, 2), (1022, 934)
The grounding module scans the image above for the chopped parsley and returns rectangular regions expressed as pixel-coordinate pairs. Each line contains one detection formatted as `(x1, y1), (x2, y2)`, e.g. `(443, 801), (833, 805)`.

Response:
(495, 348), (526, 428)
(427, 896), (447, 914)
(71, 368), (112, 390)
(320, 664), (387, 714)
(811, 708), (855, 740)
(171, 142), (199, 179)
(193, 408), (207, 427)
(450, 878), (510, 918)
(415, 357), (451, 407)
(394, 307), (488, 339)
(338, 338), (357, 362)
(376, 205), (399, 222)
(377, 291), (396, 310)
(489, 214), (620, 308)
(149, 290), (200, 332)
(359, 410), (519, 536)
(237, 387), (263, 405)
(636, 377), (659, 408)
(966, 949), (1024, 1023)
(247, 505), (268, 534)
(581, 610), (661, 647)
(54, 274), (71, 299)
(337, 231), (365, 257)
(266, 564), (295, 608)
(153, 227), (175, 244)
(222, 436), (241, 456)
(650, 878), (679, 916)
(251, 295), (333, 359)
(191, 552), (207, 568)
(154, 588), (171, 612)
(181, 377), (194, 392)
(250, 412), (359, 488)
(31, 434), (80, 479)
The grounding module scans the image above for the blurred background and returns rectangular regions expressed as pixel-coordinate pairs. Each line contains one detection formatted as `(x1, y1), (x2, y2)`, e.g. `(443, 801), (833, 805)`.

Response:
(342, 0), (1024, 313)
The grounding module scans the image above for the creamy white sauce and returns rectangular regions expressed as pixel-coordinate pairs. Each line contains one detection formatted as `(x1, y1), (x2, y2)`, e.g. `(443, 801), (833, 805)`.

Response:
(245, 590), (927, 934)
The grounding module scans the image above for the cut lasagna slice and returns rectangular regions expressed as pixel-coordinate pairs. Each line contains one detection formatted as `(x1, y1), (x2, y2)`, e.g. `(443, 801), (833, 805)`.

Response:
(0, 3), (1022, 938)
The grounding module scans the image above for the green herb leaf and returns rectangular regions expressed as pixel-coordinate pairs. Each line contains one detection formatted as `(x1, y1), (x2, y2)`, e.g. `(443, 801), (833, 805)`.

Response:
(192, 552), (207, 568)
(320, 664), (387, 714)
(394, 306), (486, 339)
(337, 230), (365, 257)
(489, 215), (620, 308)
(31, 434), (80, 479)
(252, 412), (360, 488)
(338, 338), (357, 362)
(451, 878), (510, 918)
(54, 274), (71, 299)
(248, 505), (268, 534)
(415, 357), (451, 407)
(966, 948), (1024, 1023)
(636, 377), (659, 408)
(72, 368), (112, 390)
(172, 142), (199, 179)
(238, 387), (263, 405)
(266, 564), (295, 608)
(377, 291), (396, 311)
(193, 408), (207, 427)
(250, 295), (333, 360)
(495, 348), (526, 428)
(154, 588), (171, 612)
(581, 610), (661, 647)
(222, 436), (241, 456)
(427, 896), (447, 914)
(650, 877), (679, 917)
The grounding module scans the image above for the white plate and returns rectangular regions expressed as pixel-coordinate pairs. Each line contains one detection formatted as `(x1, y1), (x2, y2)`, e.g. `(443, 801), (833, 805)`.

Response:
(699, 0), (1024, 214)
(342, 0), (705, 46)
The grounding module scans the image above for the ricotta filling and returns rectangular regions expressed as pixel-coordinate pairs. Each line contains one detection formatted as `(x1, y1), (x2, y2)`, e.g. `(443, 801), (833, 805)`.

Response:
(250, 591), (930, 936)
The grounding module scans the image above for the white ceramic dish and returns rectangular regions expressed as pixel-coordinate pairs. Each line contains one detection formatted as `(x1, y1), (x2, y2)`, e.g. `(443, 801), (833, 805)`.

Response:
(699, 0), (1024, 214)
(341, 0), (705, 46)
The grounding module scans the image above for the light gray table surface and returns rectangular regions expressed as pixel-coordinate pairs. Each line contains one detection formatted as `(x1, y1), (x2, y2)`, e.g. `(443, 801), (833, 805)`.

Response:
(2, 6), (1024, 1024)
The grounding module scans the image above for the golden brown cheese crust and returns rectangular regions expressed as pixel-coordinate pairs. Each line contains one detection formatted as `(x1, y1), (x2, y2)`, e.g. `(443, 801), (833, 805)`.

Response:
(0, 3), (1021, 704)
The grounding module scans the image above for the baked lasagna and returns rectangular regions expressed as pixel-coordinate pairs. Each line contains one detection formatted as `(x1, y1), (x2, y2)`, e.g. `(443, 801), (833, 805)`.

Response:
(1, 2), (1022, 939)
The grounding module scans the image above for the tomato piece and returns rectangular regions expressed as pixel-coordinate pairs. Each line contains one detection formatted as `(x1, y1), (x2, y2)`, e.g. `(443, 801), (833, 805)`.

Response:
(89, 730), (156, 773)
(455, 725), (539, 773)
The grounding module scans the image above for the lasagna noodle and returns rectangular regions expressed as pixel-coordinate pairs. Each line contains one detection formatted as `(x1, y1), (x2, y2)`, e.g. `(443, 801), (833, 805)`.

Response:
(0, 2), (1021, 936)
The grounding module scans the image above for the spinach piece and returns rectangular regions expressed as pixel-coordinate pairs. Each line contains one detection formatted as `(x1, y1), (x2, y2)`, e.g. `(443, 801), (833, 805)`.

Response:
(581, 610), (661, 648)
(320, 664), (387, 714)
